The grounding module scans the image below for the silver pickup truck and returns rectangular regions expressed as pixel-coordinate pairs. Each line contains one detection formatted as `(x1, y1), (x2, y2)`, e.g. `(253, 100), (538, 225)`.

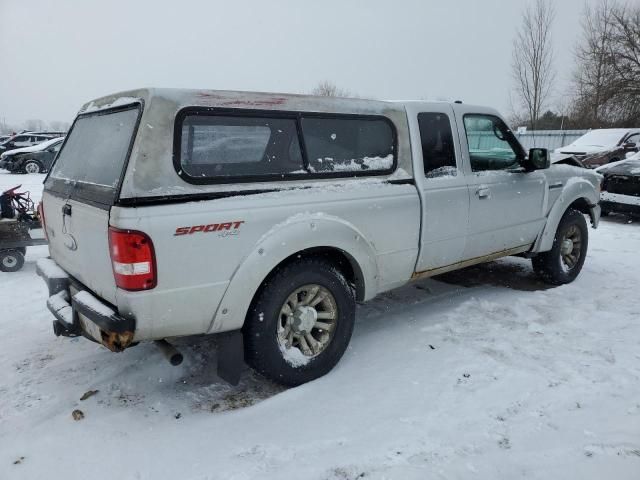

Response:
(36, 89), (601, 386)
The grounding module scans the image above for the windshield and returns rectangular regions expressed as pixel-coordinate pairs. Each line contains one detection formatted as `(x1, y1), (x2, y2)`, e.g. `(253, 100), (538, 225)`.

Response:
(46, 106), (139, 205)
(572, 130), (624, 148)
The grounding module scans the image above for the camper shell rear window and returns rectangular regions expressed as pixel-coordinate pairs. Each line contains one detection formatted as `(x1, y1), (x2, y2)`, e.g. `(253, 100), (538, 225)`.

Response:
(45, 104), (142, 207)
(175, 108), (397, 184)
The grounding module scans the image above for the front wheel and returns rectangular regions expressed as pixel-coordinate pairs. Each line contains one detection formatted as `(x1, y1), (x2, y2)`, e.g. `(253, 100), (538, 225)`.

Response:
(243, 258), (356, 386)
(0, 249), (25, 272)
(532, 209), (588, 285)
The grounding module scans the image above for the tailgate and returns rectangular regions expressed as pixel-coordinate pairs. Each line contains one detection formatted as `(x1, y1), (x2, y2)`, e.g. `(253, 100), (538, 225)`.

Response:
(42, 103), (142, 304)
(43, 192), (116, 303)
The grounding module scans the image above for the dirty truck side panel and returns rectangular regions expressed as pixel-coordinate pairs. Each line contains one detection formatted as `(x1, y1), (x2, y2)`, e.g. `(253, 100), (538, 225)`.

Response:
(111, 181), (420, 340)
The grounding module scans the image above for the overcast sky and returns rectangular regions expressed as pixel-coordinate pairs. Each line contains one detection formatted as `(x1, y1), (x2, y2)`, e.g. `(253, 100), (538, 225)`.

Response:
(0, 0), (599, 126)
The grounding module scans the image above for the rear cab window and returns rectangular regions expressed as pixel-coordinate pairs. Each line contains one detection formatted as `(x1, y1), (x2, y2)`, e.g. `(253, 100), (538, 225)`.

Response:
(45, 105), (141, 206)
(175, 109), (396, 183)
(417, 112), (457, 178)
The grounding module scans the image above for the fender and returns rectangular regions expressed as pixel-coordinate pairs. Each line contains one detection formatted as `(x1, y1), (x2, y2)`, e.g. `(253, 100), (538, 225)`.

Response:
(206, 213), (379, 334)
(533, 177), (600, 252)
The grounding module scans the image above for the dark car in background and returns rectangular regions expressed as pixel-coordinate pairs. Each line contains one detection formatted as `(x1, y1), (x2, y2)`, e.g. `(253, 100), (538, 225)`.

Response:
(0, 132), (62, 156)
(0, 137), (64, 173)
(554, 128), (640, 168)
(597, 152), (640, 217)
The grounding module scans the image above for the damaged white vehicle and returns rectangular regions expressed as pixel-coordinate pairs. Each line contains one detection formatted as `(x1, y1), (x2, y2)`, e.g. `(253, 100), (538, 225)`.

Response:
(37, 89), (601, 385)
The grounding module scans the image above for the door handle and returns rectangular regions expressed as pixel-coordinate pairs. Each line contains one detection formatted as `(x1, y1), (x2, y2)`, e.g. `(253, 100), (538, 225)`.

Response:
(476, 186), (491, 199)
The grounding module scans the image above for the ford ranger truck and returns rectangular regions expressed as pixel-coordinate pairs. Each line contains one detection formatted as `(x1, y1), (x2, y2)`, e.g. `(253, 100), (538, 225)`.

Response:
(37, 89), (601, 386)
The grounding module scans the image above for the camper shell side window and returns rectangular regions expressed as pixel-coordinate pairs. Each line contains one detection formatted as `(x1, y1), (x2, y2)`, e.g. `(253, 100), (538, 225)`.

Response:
(174, 108), (397, 184)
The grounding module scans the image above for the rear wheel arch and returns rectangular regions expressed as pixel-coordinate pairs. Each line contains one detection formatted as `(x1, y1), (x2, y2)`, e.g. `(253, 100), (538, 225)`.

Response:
(207, 216), (378, 334)
(263, 247), (365, 301)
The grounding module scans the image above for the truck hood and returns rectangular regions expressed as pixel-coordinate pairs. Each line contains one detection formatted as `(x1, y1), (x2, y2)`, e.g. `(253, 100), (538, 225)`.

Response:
(544, 163), (602, 191)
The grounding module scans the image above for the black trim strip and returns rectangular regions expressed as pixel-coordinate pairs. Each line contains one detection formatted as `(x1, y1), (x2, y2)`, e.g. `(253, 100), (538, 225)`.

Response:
(116, 188), (279, 207)
(116, 179), (415, 207)
(388, 178), (415, 185)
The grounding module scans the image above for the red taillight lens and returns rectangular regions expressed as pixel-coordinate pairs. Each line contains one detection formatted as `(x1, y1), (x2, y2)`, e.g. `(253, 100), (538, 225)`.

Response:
(108, 227), (157, 291)
(38, 201), (49, 241)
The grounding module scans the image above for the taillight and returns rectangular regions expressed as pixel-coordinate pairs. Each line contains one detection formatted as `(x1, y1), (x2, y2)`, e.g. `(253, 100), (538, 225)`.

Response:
(108, 227), (157, 291)
(38, 201), (49, 241)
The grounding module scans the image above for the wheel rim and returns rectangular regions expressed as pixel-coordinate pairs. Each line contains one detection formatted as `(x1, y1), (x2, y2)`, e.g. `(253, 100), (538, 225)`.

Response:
(560, 224), (582, 271)
(277, 284), (338, 358)
(2, 255), (18, 268)
(25, 162), (39, 174)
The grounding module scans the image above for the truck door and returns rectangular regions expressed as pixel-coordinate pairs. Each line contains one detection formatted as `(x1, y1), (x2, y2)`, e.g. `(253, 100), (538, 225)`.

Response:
(454, 108), (546, 260)
(408, 105), (470, 272)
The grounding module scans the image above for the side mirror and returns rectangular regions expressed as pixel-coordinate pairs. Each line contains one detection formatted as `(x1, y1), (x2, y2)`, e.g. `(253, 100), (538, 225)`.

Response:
(623, 142), (638, 151)
(527, 148), (550, 170)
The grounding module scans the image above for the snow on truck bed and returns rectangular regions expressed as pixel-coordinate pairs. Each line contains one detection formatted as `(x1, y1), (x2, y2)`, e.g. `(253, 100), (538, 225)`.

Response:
(1, 171), (640, 479)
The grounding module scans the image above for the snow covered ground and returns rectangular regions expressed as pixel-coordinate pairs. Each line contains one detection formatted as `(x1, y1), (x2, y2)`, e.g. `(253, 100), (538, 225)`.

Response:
(1, 170), (639, 479)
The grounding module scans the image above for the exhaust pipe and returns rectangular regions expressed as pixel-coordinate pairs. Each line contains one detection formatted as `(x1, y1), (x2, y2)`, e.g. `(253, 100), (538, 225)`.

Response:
(154, 339), (183, 366)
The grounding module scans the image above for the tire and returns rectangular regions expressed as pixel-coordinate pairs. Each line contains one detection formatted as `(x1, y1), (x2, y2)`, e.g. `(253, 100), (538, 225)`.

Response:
(0, 249), (25, 272)
(243, 257), (356, 386)
(532, 209), (588, 285)
(23, 160), (42, 174)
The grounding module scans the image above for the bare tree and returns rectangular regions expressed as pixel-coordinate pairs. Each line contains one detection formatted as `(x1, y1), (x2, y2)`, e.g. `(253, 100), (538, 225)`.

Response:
(311, 80), (351, 97)
(571, 0), (640, 127)
(608, 4), (640, 122)
(573, 0), (617, 126)
(511, 0), (556, 129)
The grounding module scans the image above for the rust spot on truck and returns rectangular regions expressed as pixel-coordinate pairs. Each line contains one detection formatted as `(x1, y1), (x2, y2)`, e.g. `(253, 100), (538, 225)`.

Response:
(412, 245), (531, 280)
(100, 330), (135, 352)
(195, 92), (287, 107)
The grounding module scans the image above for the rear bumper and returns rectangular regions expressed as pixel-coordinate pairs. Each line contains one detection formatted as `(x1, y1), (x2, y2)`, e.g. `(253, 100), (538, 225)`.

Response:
(36, 257), (136, 351)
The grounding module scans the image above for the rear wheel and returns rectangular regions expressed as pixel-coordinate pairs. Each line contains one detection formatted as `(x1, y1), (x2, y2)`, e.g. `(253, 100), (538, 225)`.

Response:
(532, 209), (588, 285)
(243, 258), (356, 386)
(23, 160), (42, 174)
(0, 249), (25, 272)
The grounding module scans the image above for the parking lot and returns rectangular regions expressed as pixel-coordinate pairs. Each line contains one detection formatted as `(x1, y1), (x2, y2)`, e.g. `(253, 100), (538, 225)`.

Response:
(1, 171), (639, 479)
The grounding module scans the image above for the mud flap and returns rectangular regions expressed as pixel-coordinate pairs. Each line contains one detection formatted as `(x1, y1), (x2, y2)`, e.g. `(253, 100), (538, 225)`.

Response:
(217, 330), (245, 386)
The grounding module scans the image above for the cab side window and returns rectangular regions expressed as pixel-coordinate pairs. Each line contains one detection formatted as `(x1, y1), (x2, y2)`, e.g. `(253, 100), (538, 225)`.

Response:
(418, 112), (457, 178)
(463, 114), (523, 172)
